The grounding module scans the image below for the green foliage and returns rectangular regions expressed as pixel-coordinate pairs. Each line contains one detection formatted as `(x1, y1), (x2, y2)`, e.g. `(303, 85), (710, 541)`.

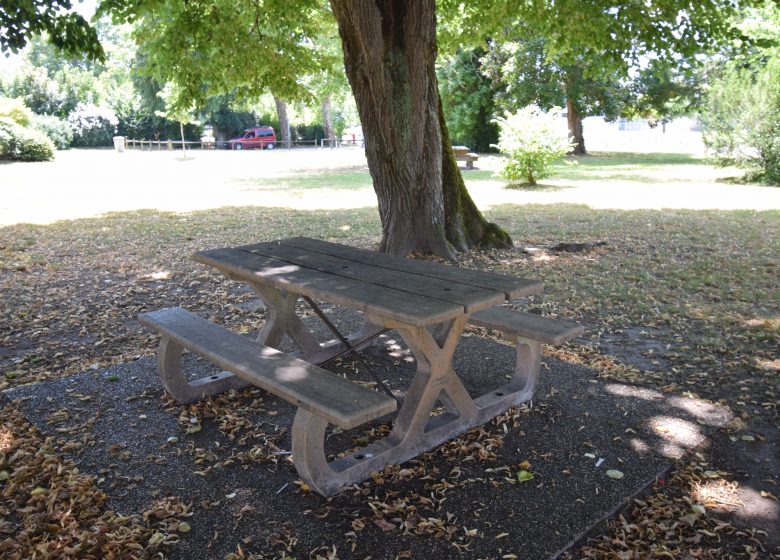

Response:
(438, 0), (756, 75)
(494, 106), (572, 186)
(101, 0), (332, 111)
(30, 114), (73, 149)
(438, 49), (499, 152)
(0, 117), (56, 161)
(481, 32), (631, 122)
(629, 59), (701, 125)
(0, 0), (104, 60)
(202, 96), (256, 141)
(701, 58), (780, 185)
(700, 5), (780, 185)
(6, 64), (98, 118)
(0, 97), (34, 126)
(292, 123), (325, 142)
(66, 103), (118, 147)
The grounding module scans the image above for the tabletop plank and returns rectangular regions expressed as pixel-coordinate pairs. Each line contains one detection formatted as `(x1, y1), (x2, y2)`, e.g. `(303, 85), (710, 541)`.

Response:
(276, 237), (544, 299)
(194, 248), (463, 326)
(238, 242), (505, 314)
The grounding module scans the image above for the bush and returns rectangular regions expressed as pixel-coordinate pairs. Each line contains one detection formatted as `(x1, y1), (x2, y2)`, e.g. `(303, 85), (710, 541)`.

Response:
(292, 123), (325, 142)
(493, 105), (572, 186)
(67, 103), (118, 147)
(0, 97), (34, 126)
(0, 117), (56, 162)
(30, 114), (73, 149)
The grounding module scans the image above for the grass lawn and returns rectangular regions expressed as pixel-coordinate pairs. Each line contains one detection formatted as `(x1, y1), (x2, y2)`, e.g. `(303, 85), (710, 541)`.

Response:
(0, 149), (778, 558)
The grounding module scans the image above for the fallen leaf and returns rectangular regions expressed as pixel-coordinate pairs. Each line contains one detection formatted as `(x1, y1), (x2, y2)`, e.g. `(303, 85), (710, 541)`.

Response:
(373, 518), (396, 531)
(517, 470), (534, 483)
(606, 470), (624, 480)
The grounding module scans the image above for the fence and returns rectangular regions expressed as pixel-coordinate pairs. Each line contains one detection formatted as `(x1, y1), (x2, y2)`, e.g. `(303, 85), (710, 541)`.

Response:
(125, 138), (356, 150)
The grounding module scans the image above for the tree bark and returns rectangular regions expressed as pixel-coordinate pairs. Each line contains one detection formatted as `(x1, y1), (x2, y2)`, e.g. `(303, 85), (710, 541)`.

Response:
(179, 121), (186, 155)
(321, 95), (336, 147)
(439, 98), (512, 251)
(274, 96), (291, 149)
(566, 97), (586, 155)
(330, 0), (511, 258)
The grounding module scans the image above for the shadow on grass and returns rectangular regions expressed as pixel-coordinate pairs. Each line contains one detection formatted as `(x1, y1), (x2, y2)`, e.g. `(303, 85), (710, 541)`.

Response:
(715, 171), (778, 188)
(234, 168), (373, 191)
(560, 152), (704, 167)
(544, 151), (710, 184)
(504, 182), (575, 192)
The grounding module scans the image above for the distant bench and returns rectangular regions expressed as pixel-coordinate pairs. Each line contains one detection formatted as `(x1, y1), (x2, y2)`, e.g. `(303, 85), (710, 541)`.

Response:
(452, 145), (479, 169)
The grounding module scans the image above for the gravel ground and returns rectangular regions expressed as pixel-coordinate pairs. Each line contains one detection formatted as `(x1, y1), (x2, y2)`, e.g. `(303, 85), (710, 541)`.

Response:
(4, 307), (733, 559)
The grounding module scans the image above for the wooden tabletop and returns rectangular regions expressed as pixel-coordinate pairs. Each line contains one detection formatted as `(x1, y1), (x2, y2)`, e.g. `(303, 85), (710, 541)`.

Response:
(194, 237), (543, 327)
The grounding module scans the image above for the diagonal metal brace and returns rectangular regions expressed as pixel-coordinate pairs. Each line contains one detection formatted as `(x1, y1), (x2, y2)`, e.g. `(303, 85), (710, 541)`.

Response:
(301, 296), (397, 403)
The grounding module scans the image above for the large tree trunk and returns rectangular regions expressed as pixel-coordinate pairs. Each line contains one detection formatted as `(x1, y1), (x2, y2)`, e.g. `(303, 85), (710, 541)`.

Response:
(321, 96), (336, 147)
(274, 96), (291, 149)
(330, 0), (511, 258)
(566, 97), (586, 155)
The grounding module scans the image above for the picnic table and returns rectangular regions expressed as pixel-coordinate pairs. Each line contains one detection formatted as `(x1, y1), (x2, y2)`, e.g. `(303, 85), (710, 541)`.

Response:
(452, 145), (479, 169)
(139, 237), (583, 496)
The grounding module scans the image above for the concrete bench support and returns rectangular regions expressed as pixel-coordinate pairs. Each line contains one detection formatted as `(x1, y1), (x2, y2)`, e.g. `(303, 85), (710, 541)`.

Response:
(469, 308), (584, 401)
(139, 307), (398, 495)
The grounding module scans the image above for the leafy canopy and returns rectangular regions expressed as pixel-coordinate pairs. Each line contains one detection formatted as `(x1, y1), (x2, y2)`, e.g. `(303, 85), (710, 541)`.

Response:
(0, 0), (104, 60)
(98, 0), (336, 111)
(439, 0), (754, 74)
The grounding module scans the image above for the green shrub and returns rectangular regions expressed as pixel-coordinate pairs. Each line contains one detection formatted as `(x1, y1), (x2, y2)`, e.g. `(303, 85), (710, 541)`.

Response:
(30, 114), (73, 149)
(493, 105), (572, 186)
(292, 123), (325, 142)
(67, 103), (118, 147)
(0, 117), (56, 162)
(0, 97), (34, 126)
(701, 55), (780, 185)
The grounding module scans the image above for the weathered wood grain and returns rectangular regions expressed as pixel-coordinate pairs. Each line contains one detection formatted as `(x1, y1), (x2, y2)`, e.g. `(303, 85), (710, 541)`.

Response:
(469, 307), (584, 345)
(272, 237), (543, 299)
(193, 248), (463, 326)
(238, 242), (505, 313)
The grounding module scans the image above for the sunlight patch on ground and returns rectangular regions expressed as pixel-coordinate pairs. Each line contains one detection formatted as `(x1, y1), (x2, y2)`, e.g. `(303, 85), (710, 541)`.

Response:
(1, 148), (778, 226)
(0, 427), (14, 452)
(693, 478), (743, 511)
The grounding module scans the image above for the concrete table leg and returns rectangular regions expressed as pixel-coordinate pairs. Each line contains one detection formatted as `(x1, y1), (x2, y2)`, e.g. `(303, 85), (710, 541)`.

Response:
(291, 313), (542, 496)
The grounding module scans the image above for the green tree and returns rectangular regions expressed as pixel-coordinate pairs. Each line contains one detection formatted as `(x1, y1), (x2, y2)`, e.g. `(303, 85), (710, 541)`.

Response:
(700, 5), (780, 184)
(438, 48), (500, 153)
(156, 83), (200, 155)
(481, 31), (631, 155)
(629, 58), (701, 131)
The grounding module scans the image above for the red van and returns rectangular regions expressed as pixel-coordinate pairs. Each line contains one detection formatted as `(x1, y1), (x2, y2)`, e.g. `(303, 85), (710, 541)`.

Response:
(230, 126), (277, 150)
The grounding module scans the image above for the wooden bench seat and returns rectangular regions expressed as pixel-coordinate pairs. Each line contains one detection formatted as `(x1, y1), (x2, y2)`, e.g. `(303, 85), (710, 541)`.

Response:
(139, 308), (397, 429)
(469, 308), (584, 345)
